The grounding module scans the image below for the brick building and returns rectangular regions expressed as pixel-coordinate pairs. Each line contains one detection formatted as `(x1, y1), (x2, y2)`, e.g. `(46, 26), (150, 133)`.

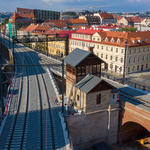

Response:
(64, 47), (119, 149)
(8, 12), (36, 38)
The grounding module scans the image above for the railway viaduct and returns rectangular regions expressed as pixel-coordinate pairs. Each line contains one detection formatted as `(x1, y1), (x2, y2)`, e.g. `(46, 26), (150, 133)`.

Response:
(119, 100), (150, 141)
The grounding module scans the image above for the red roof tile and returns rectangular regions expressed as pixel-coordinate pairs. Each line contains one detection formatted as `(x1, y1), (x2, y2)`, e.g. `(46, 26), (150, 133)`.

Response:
(100, 13), (115, 19)
(70, 19), (88, 24)
(77, 27), (102, 35)
(24, 24), (39, 32)
(10, 12), (36, 20)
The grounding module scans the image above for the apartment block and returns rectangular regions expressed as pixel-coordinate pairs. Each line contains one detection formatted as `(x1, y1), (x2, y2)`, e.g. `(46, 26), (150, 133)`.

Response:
(70, 28), (150, 74)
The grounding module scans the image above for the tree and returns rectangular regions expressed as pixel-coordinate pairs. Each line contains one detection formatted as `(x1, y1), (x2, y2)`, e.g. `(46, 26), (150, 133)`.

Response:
(0, 17), (9, 26)
(121, 27), (137, 32)
(35, 42), (47, 52)
(129, 27), (137, 32)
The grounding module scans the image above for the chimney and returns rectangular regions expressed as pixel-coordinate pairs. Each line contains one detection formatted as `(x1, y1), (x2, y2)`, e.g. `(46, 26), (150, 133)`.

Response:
(88, 47), (94, 53)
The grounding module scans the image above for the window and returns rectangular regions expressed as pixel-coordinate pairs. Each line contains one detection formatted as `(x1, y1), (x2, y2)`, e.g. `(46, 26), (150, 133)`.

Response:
(137, 65), (139, 70)
(121, 58), (123, 63)
(77, 95), (79, 101)
(77, 67), (81, 76)
(142, 56), (144, 61)
(106, 55), (108, 59)
(129, 49), (132, 54)
(82, 67), (85, 75)
(101, 54), (103, 58)
(113, 94), (115, 99)
(121, 49), (124, 53)
(143, 47), (145, 52)
(146, 64), (148, 68)
(97, 65), (100, 73)
(147, 55), (149, 61)
(116, 48), (118, 53)
(133, 57), (136, 63)
(115, 57), (118, 62)
(93, 65), (97, 73)
(111, 39), (114, 43)
(105, 38), (108, 42)
(101, 46), (103, 50)
(106, 46), (108, 51)
(97, 38), (100, 41)
(97, 45), (99, 49)
(93, 45), (95, 48)
(134, 49), (136, 53)
(128, 67), (130, 72)
(139, 48), (141, 53)
(110, 56), (113, 60)
(97, 53), (99, 57)
(93, 38), (95, 41)
(138, 56), (140, 62)
(96, 94), (101, 104)
(111, 47), (113, 51)
(129, 58), (131, 64)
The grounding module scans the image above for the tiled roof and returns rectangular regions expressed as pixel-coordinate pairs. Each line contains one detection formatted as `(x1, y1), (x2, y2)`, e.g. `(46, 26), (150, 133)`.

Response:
(50, 20), (69, 28)
(24, 24), (39, 32)
(59, 30), (76, 38)
(117, 16), (123, 20)
(125, 16), (144, 23)
(43, 29), (62, 35)
(77, 27), (102, 35)
(70, 19), (88, 24)
(96, 30), (150, 47)
(100, 13), (115, 19)
(42, 22), (57, 27)
(10, 12), (36, 20)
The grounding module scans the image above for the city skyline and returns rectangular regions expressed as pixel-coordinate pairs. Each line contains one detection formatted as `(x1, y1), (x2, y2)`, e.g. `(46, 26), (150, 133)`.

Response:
(0, 0), (150, 12)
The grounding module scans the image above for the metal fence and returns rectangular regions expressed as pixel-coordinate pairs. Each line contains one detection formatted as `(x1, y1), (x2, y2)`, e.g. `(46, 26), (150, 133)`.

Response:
(101, 72), (150, 92)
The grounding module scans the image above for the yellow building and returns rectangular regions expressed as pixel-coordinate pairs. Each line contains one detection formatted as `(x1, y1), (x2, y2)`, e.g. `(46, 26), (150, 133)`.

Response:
(43, 30), (76, 57)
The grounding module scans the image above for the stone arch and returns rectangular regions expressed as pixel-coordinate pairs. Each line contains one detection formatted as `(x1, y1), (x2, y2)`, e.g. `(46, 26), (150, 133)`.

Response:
(119, 121), (150, 142)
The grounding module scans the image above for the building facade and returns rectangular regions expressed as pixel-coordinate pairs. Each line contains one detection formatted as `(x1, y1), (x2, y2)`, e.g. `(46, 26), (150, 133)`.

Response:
(94, 13), (117, 25)
(70, 29), (150, 74)
(8, 12), (36, 38)
(17, 7), (60, 22)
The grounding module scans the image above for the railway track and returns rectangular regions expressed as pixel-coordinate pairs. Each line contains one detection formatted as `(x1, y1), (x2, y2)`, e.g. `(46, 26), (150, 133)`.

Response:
(18, 47), (56, 149)
(4, 48), (29, 149)
(119, 90), (150, 109)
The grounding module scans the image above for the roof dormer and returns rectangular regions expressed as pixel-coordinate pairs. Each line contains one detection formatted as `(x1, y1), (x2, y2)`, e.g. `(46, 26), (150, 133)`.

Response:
(117, 38), (120, 44)
(105, 37), (108, 42)
(131, 38), (137, 44)
(111, 38), (114, 43)
(137, 37), (142, 43)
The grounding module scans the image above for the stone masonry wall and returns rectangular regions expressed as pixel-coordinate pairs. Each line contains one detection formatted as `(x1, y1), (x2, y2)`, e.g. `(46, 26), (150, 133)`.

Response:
(67, 109), (119, 149)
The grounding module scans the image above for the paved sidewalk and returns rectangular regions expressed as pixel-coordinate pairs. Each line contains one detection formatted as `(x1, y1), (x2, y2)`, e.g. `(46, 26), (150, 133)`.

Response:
(102, 70), (150, 78)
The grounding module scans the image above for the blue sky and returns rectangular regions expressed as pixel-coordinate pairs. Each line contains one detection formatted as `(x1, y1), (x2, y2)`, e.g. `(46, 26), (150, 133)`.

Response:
(0, 0), (150, 12)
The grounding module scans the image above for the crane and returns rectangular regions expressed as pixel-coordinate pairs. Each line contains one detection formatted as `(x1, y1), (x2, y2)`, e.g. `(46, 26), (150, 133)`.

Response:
(65, 8), (85, 12)
(90, 5), (111, 11)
